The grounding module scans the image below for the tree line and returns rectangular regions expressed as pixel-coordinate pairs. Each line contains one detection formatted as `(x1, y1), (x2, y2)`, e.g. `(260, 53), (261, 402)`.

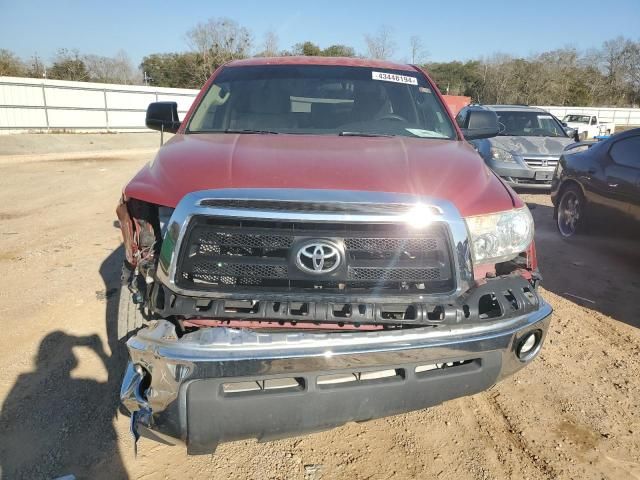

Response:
(0, 17), (638, 107)
(426, 38), (640, 107)
(0, 48), (139, 84)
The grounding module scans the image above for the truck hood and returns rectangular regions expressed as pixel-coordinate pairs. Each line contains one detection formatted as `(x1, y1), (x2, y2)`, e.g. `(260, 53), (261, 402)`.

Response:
(125, 133), (518, 217)
(489, 135), (573, 157)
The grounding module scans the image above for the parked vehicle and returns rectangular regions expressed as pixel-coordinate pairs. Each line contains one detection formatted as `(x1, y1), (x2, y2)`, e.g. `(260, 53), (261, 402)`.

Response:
(551, 128), (640, 237)
(457, 105), (574, 189)
(553, 115), (579, 140)
(117, 57), (552, 454)
(562, 114), (614, 140)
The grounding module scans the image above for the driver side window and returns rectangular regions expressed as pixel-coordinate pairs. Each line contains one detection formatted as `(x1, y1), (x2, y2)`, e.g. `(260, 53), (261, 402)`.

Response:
(610, 136), (640, 169)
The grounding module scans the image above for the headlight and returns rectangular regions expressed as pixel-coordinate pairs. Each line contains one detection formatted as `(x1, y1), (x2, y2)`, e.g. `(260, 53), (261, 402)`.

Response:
(490, 146), (517, 163)
(465, 207), (534, 264)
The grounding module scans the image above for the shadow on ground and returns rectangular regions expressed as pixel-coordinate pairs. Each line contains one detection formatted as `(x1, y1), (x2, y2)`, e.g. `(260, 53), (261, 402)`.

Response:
(0, 246), (129, 479)
(528, 200), (640, 329)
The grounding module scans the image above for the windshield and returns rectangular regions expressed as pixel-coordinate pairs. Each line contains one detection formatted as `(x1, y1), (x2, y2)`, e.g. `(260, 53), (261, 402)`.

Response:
(187, 65), (456, 139)
(563, 114), (591, 124)
(496, 111), (567, 137)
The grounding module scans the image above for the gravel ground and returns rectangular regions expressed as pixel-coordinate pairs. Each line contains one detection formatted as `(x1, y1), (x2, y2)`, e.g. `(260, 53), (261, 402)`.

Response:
(0, 139), (638, 479)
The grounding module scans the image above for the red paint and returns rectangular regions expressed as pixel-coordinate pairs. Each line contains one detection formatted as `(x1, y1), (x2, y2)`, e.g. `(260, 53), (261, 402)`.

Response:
(227, 55), (417, 71)
(116, 199), (136, 265)
(125, 134), (514, 217)
(126, 56), (519, 219)
(526, 240), (538, 271)
(473, 263), (496, 280)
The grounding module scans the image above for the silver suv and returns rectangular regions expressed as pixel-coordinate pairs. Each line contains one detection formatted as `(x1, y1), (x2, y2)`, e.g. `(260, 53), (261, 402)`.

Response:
(456, 105), (573, 189)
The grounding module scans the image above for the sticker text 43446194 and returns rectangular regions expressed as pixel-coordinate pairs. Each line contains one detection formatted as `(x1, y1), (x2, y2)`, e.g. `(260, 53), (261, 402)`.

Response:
(371, 71), (418, 85)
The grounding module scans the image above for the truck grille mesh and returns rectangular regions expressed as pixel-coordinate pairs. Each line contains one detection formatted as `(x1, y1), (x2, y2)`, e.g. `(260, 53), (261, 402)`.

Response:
(198, 231), (292, 251)
(345, 237), (438, 252)
(176, 215), (454, 293)
(192, 262), (289, 280)
(349, 267), (441, 282)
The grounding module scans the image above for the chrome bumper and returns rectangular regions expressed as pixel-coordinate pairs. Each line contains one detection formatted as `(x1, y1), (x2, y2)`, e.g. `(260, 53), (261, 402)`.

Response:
(121, 300), (552, 454)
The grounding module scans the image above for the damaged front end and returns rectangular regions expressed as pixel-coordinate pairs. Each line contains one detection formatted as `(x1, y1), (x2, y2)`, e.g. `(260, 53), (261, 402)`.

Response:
(117, 189), (552, 454)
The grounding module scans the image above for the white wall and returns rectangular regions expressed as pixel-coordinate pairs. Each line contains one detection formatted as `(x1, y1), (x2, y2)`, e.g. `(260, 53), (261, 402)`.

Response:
(0, 76), (199, 134)
(1, 76), (639, 134)
(536, 106), (640, 127)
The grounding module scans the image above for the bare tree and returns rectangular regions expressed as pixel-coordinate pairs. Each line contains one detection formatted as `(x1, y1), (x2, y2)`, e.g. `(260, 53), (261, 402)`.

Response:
(592, 37), (637, 104)
(186, 17), (252, 81)
(409, 36), (427, 64)
(83, 50), (138, 84)
(111, 50), (139, 84)
(627, 42), (640, 101)
(364, 26), (396, 60)
(481, 53), (516, 104)
(26, 53), (47, 78)
(49, 49), (89, 81)
(0, 49), (26, 76)
(262, 30), (279, 57)
(423, 36), (640, 107)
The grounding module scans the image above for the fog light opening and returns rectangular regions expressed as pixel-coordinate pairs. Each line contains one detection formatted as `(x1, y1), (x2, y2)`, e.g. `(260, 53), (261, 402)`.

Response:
(517, 330), (541, 360)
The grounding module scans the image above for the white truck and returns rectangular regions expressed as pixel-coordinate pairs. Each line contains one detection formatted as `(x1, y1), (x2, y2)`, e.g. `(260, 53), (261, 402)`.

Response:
(562, 114), (613, 139)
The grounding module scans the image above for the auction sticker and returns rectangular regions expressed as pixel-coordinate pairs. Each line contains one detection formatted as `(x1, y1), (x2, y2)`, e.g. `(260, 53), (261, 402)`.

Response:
(372, 71), (418, 85)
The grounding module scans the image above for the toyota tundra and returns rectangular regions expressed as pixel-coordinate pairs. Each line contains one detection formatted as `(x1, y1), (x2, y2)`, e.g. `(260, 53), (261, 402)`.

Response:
(117, 56), (552, 454)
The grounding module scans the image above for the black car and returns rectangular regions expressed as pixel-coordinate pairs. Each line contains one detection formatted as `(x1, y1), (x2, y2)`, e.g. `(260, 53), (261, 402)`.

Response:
(551, 128), (640, 237)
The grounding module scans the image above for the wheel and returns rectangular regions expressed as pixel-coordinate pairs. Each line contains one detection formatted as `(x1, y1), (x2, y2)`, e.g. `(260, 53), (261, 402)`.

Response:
(579, 131), (588, 141)
(556, 185), (586, 238)
(117, 263), (145, 340)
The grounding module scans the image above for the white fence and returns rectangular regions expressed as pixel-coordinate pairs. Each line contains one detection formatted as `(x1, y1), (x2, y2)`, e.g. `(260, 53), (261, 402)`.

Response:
(536, 106), (640, 127)
(1, 76), (639, 134)
(0, 76), (199, 134)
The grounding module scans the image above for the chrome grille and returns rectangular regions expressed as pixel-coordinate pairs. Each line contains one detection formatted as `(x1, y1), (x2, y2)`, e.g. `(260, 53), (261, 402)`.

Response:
(524, 158), (558, 168)
(176, 216), (454, 293)
(198, 199), (440, 216)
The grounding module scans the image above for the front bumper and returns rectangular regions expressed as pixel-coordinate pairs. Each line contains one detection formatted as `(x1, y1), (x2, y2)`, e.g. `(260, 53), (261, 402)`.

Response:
(121, 298), (552, 454)
(488, 160), (556, 189)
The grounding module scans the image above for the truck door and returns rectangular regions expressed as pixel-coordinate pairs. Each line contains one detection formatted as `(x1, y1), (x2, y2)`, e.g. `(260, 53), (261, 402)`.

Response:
(606, 134), (640, 222)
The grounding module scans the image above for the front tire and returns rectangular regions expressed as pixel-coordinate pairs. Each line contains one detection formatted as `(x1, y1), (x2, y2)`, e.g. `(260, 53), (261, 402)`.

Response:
(556, 185), (586, 238)
(117, 263), (145, 340)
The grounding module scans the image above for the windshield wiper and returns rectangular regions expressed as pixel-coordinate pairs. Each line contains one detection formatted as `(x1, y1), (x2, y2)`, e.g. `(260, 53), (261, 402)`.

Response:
(339, 131), (394, 137)
(223, 128), (280, 135)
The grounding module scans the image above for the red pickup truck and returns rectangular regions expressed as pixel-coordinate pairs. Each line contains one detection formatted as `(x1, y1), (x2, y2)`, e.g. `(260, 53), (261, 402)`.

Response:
(117, 56), (551, 454)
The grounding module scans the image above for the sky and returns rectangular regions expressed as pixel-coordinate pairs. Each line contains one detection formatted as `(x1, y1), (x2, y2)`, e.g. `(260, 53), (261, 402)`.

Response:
(1, 0), (639, 66)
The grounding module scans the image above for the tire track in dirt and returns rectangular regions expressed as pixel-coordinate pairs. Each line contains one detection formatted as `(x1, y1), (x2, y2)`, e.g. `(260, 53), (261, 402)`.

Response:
(480, 393), (558, 479)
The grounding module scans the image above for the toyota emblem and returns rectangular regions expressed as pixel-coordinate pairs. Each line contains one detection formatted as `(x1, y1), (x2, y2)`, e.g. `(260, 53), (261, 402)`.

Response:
(295, 241), (340, 274)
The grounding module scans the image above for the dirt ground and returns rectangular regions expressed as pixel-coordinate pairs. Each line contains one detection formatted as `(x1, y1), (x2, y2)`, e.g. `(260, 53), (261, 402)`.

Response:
(0, 135), (639, 480)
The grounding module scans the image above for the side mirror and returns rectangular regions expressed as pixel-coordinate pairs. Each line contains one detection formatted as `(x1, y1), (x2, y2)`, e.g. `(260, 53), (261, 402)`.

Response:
(145, 102), (181, 134)
(460, 110), (499, 140)
(561, 121), (568, 127)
